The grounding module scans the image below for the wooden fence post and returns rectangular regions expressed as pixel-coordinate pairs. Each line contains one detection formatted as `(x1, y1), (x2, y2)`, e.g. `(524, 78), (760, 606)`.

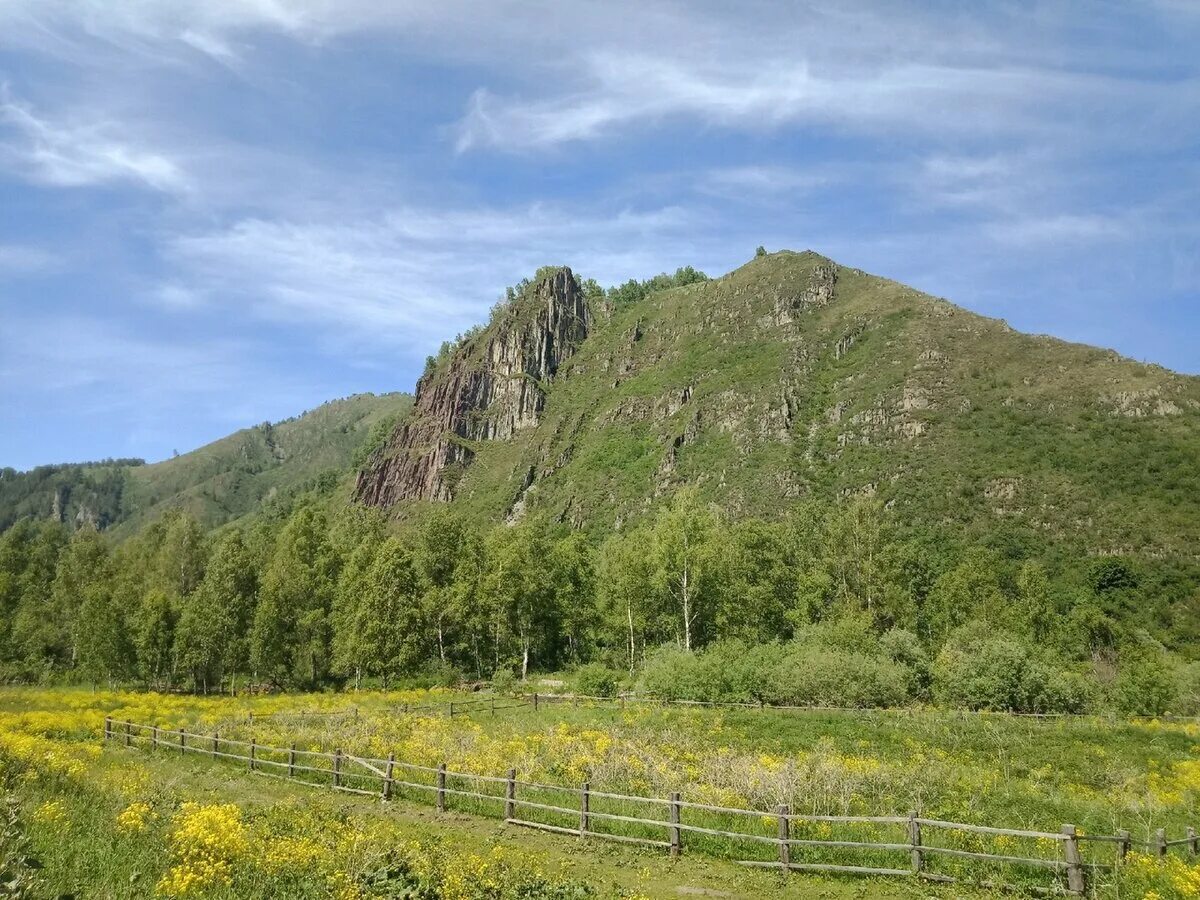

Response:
(1062, 825), (1084, 895)
(179, 728), (185, 755)
(383, 753), (395, 801)
(778, 805), (791, 872)
(104, 716), (111, 741)
(505, 768), (516, 820)
(1118, 829), (1131, 862)
(212, 732), (218, 758)
(1188, 826), (1197, 858)
(580, 782), (590, 836)
(124, 721), (131, 747)
(249, 739), (256, 771)
(533, 692), (539, 712)
(491, 697), (496, 716)
(436, 763), (447, 812)
(448, 701), (454, 718)
(669, 792), (682, 858)
(288, 742), (296, 778)
(152, 724), (159, 750)
(333, 749), (342, 788)
(908, 811), (922, 875)
(1156, 828), (1168, 858)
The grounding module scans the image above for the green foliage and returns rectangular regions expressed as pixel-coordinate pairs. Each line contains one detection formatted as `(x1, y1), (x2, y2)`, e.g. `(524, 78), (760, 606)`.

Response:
(931, 626), (1095, 713)
(604, 266), (709, 311)
(571, 663), (621, 698)
(1112, 653), (1179, 715)
(0, 794), (39, 899)
(490, 668), (517, 695)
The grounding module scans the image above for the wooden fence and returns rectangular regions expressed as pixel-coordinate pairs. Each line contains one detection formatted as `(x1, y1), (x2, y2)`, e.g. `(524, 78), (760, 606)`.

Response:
(103, 716), (1199, 895)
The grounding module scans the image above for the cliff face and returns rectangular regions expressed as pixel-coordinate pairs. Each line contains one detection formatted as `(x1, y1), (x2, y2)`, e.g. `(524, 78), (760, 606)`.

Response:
(355, 267), (590, 505)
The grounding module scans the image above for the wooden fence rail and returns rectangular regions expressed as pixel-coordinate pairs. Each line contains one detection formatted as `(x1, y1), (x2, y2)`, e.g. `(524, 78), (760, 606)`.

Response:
(103, 716), (1196, 896)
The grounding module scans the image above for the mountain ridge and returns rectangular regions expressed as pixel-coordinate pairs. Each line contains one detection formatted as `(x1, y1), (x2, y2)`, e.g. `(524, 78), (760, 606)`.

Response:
(0, 392), (412, 534)
(356, 250), (1200, 564)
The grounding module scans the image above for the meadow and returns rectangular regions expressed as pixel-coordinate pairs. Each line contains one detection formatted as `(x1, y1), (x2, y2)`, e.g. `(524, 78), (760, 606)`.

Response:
(1, 686), (1198, 898)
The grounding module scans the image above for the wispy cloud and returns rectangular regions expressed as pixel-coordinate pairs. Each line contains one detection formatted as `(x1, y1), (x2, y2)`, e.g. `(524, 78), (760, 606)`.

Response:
(159, 203), (705, 350)
(0, 90), (188, 192)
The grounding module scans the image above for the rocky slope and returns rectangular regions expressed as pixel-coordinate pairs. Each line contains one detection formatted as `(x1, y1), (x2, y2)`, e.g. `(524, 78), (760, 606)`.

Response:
(358, 251), (1200, 562)
(355, 267), (590, 505)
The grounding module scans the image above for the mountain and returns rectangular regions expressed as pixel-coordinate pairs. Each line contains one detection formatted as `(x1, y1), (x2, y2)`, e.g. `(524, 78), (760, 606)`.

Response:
(1, 392), (412, 534)
(357, 251), (1200, 563)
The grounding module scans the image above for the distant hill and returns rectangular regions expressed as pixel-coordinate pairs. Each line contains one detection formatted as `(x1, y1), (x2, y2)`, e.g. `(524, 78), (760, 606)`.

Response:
(0, 392), (412, 534)
(357, 251), (1200, 563)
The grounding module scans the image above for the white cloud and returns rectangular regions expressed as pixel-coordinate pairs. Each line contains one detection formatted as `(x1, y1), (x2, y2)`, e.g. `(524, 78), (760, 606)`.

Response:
(0, 91), (188, 192)
(986, 213), (1130, 247)
(158, 202), (716, 351)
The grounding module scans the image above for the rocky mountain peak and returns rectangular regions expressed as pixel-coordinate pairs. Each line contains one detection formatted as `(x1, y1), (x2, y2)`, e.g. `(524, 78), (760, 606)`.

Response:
(355, 267), (590, 506)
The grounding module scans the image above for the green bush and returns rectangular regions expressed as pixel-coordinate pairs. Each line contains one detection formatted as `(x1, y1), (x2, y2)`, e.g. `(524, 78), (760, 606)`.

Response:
(931, 629), (1095, 713)
(572, 664), (622, 698)
(766, 648), (910, 708)
(880, 627), (931, 700)
(1112, 655), (1178, 715)
(490, 669), (518, 696)
(637, 642), (786, 703)
(1175, 661), (1200, 715)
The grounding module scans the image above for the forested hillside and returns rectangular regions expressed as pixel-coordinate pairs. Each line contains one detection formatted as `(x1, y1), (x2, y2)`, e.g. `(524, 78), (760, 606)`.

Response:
(1, 254), (1197, 715)
(0, 393), (411, 535)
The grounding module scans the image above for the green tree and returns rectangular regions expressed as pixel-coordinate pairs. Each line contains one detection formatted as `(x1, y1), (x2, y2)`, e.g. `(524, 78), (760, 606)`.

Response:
(1016, 561), (1054, 641)
(479, 521), (558, 679)
(75, 576), (131, 688)
(331, 537), (382, 689)
(177, 530), (256, 693)
(49, 528), (110, 669)
(356, 537), (424, 686)
(413, 508), (469, 665)
(648, 490), (723, 651)
(597, 525), (655, 673)
(922, 548), (1006, 643)
(133, 588), (175, 687)
(251, 506), (336, 686)
(548, 531), (596, 664)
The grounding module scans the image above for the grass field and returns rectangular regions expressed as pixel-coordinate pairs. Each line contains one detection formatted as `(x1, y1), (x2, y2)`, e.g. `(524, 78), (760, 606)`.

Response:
(1, 687), (1197, 898)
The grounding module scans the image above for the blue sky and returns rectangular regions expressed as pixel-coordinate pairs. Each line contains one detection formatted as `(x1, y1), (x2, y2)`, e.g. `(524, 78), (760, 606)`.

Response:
(1, 1), (1197, 470)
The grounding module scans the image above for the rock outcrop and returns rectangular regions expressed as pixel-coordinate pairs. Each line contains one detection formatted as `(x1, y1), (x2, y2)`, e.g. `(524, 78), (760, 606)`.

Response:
(355, 267), (590, 505)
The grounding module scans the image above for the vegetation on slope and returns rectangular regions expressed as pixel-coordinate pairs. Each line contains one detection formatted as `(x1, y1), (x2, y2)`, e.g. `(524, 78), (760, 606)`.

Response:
(0, 393), (412, 535)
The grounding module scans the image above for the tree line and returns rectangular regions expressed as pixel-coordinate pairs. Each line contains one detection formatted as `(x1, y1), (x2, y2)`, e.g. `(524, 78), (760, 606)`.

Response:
(0, 489), (1195, 712)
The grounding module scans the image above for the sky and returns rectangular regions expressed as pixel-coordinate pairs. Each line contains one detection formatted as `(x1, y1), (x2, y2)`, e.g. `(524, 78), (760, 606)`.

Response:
(1, 1), (1198, 470)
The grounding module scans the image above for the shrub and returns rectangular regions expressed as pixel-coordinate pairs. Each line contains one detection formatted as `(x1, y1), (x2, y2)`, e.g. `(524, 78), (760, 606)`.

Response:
(932, 629), (1095, 713)
(1175, 661), (1200, 715)
(766, 648), (910, 708)
(880, 627), (931, 700)
(637, 642), (786, 702)
(490, 669), (518, 696)
(572, 664), (622, 698)
(1113, 655), (1178, 716)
